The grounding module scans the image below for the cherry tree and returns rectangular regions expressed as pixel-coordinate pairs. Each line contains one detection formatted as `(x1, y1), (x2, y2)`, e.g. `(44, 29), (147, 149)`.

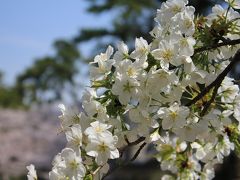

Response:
(27, 0), (240, 179)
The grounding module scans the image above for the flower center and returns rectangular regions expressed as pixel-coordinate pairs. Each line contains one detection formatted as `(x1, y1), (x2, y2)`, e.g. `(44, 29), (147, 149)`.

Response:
(123, 81), (135, 92)
(172, 5), (181, 14)
(69, 160), (79, 170)
(98, 142), (108, 152)
(162, 49), (174, 61)
(127, 67), (135, 77)
(170, 111), (178, 120)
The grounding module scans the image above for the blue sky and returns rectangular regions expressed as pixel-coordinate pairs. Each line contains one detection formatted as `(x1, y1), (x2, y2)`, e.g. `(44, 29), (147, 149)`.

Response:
(0, 0), (112, 85)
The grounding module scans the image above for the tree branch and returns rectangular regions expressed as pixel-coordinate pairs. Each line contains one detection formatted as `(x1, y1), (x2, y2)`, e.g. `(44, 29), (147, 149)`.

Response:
(130, 142), (147, 161)
(194, 38), (240, 54)
(103, 137), (146, 179)
(124, 135), (130, 145)
(186, 50), (240, 107)
(120, 136), (146, 156)
(128, 136), (146, 146)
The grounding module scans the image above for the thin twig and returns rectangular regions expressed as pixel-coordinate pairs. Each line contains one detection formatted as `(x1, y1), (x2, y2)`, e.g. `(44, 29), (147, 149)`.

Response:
(129, 137), (146, 146)
(120, 136), (146, 156)
(130, 142), (147, 161)
(194, 38), (240, 54)
(186, 50), (240, 107)
(120, 135), (131, 157)
(103, 137), (146, 180)
(124, 135), (130, 145)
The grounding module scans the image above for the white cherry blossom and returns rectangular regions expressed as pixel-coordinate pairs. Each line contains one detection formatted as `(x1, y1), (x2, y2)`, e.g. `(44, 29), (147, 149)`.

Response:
(27, 164), (37, 180)
(112, 75), (140, 105)
(158, 102), (189, 130)
(86, 133), (119, 165)
(130, 37), (150, 61)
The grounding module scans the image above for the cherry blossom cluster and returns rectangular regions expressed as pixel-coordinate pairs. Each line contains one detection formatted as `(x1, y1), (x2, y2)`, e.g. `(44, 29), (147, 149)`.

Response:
(27, 0), (240, 179)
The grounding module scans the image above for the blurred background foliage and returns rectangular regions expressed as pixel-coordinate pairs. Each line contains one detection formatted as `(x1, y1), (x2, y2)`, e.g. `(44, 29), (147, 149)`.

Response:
(0, 0), (225, 108)
(16, 40), (80, 105)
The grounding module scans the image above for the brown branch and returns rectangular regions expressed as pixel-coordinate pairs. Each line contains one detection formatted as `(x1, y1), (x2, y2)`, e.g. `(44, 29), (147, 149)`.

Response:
(103, 137), (146, 179)
(130, 142), (147, 161)
(120, 136), (146, 156)
(194, 38), (240, 54)
(124, 135), (130, 145)
(129, 136), (146, 146)
(186, 50), (240, 107)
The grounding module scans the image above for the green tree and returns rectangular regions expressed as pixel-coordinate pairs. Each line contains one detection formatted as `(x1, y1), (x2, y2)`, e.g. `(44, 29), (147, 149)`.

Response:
(0, 71), (3, 86)
(16, 40), (80, 105)
(0, 71), (22, 108)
